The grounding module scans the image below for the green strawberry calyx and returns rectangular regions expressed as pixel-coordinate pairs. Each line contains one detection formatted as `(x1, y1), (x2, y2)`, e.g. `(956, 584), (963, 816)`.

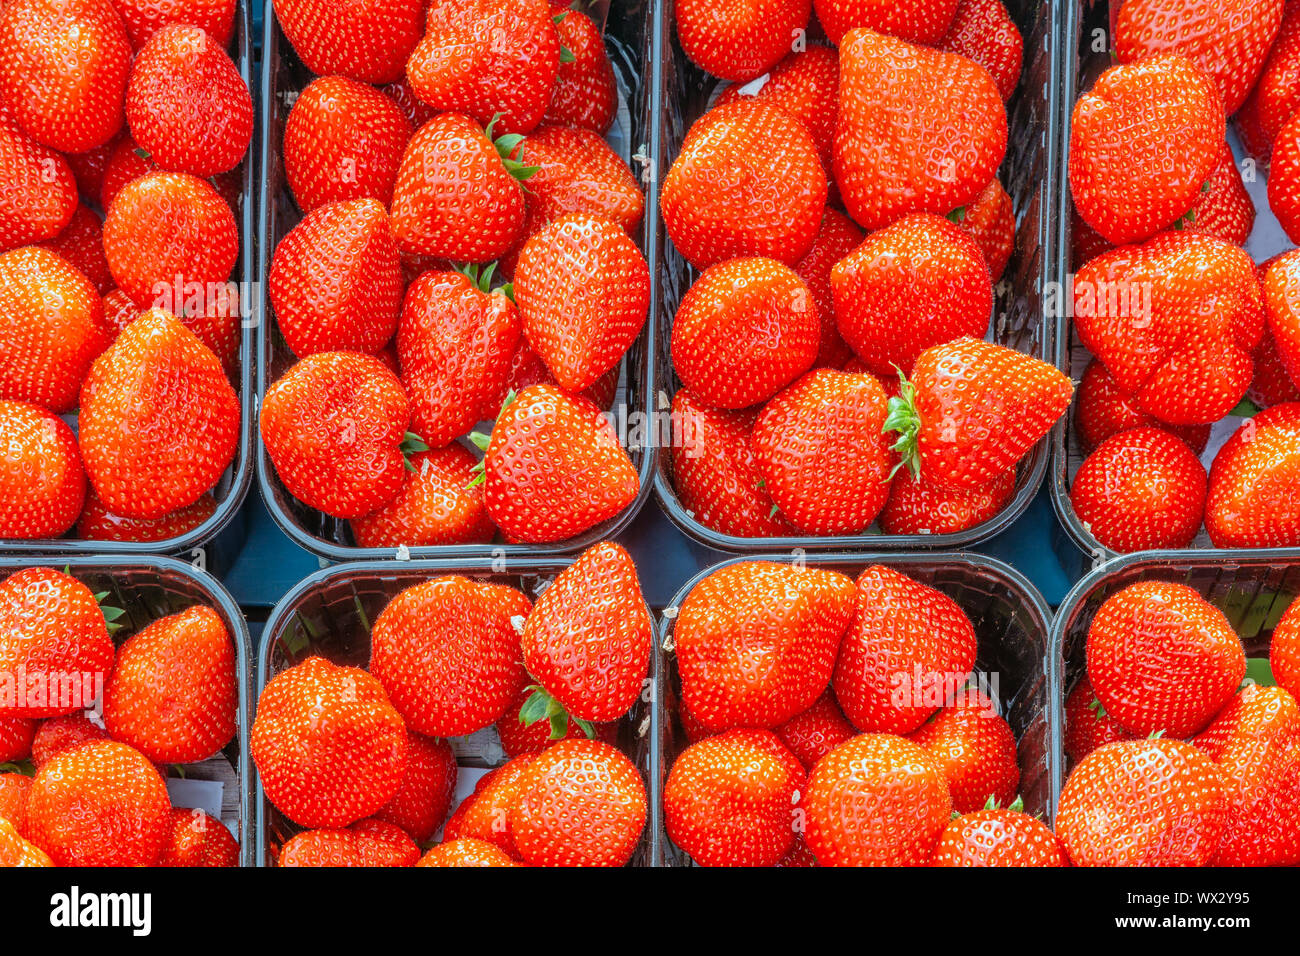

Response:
(518, 683), (596, 741)
(982, 794), (1025, 813)
(455, 261), (514, 302)
(881, 368), (922, 480)
(92, 590), (127, 635)
(946, 206), (968, 224)
(466, 391), (518, 488)
(0, 759), (35, 777)
(400, 432), (430, 473)
(485, 114), (540, 184)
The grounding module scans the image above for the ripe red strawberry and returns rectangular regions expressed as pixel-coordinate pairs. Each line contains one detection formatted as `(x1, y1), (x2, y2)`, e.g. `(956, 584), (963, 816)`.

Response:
(102, 606), (237, 765)
(1237, 0), (1300, 161)
(381, 79), (437, 130)
(30, 714), (110, 768)
(443, 754), (534, 856)
(504, 338), (619, 409)
(1086, 581), (1245, 738)
(1063, 676), (1137, 764)
(664, 729), (805, 867)
(814, 0), (958, 45)
(66, 134), (117, 206)
(373, 732), (457, 844)
(278, 818), (419, 867)
(0, 568), (115, 719)
(261, 351), (417, 519)
(99, 133), (161, 211)
(804, 733), (952, 866)
(0, 246), (110, 413)
(398, 267), (521, 446)
(543, 10), (617, 133)
(1177, 140), (1254, 245)
(671, 257), (818, 409)
(952, 178), (1015, 281)
(1056, 738), (1227, 867)
(675, 562), (856, 730)
(480, 384), (640, 543)
(274, 0), (423, 84)
(496, 682), (619, 757)
(791, 208), (860, 370)
(908, 693), (1019, 813)
(125, 25), (252, 177)
(675, 0), (810, 82)
(661, 99), (826, 270)
(1205, 403), (1300, 547)
(752, 370), (893, 534)
(937, 0), (1022, 102)
(879, 468), (1014, 536)
(26, 740), (171, 866)
(417, 838), (519, 866)
(1074, 359), (1211, 455)
(38, 204), (114, 296)
(282, 76), (413, 213)
(1070, 56), (1224, 245)
(157, 808), (239, 867)
(80, 310), (238, 519)
(774, 690), (856, 773)
(77, 491), (216, 542)
(350, 446), (494, 548)
(370, 576), (532, 737)
(0, 401), (86, 539)
(521, 542), (652, 724)
(513, 214), (649, 393)
(0, 0), (130, 153)
(270, 199), (403, 359)
(0, 109), (77, 250)
(1275, 597), (1300, 702)
(832, 566), (978, 734)
(112, 0), (236, 49)
(0, 774), (31, 830)
(930, 803), (1064, 867)
(510, 738), (647, 867)
(0, 818), (49, 866)
(835, 29), (1006, 232)
(1193, 683), (1299, 759)
(715, 45), (839, 168)
(251, 656), (407, 829)
(1115, 0), (1283, 116)
(886, 338), (1073, 491)
(1263, 248), (1300, 385)
(1069, 427), (1207, 553)
(515, 126), (644, 238)
(832, 213), (992, 376)
(407, 0), (559, 136)
(390, 113), (530, 261)
(0, 716), (35, 763)
(1250, 328), (1300, 408)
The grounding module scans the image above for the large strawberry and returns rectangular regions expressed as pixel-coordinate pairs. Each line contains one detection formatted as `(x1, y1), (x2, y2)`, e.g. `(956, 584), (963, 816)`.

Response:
(113, 0), (236, 50)
(0, 401), (86, 540)
(77, 491), (216, 543)
(937, 0), (1022, 102)
(157, 808), (240, 867)
(1086, 581), (1245, 738)
(1069, 56), (1224, 245)
(373, 732), (458, 844)
(930, 803), (1065, 867)
(834, 29), (1006, 232)
(278, 818), (419, 867)
(661, 99), (826, 269)
(674, 562), (857, 730)
(0, 111), (77, 251)
(251, 656), (407, 829)
(1074, 358), (1211, 455)
(1263, 248), (1300, 385)
(814, 0), (958, 45)
(675, 0), (810, 82)
(908, 693), (1019, 813)
(715, 45), (840, 169)
(879, 468), (1014, 536)
(350, 445), (494, 548)
(1205, 403), (1300, 547)
(543, 10), (617, 133)
(274, 0), (423, 84)
(1237, 0), (1300, 161)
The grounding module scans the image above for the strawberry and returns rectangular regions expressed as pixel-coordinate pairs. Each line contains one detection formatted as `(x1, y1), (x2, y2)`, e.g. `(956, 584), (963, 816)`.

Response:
(260, 351), (417, 519)
(496, 683), (619, 757)
(26, 740), (171, 866)
(1250, 328), (1300, 408)
(373, 732), (458, 844)
(0, 111), (77, 250)
(513, 214), (649, 393)
(282, 76), (413, 213)
(504, 338), (618, 410)
(1069, 427), (1207, 552)
(831, 213), (992, 376)
(0, 247), (110, 413)
(661, 99), (826, 269)
(1056, 738), (1227, 867)
(66, 135), (118, 207)
(669, 390), (797, 538)
(157, 808), (239, 867)
(38, 204), (114, 296)
(879, 468), (1014, 536)
(416, 838), (518, 866)
(521, 542), (652, 724)
(664, 729), (805, 867)
(1086, 581), (1245, 738)
(0, 568), (115, 719)
(885, 338), (1073, 490)
(804, 733), (952, 866)
(369, 576), (532, 737)
(715, 45), (839, 169)
(0, 774), (30, 830)
(102, 605), (237, 765)
(675, 562), (857, 730)
(30, 714), (109, 768)
(675, 0), (810, 82)
(1192, 683), (1299, 760)
(908, 693), (1019, 813)
(99, 133), (160, 211)
(398, 267), (521, 446)
(1178, 140), (1254, 245)
(671, 257), (817, 410)
(0, 817), (49, 866)
(390, 113), (530, 262)
(1264, 248), (1300, 386)
(1074, 359), (1211, 455)
(937, 0), (1022, 102)
(1237, 0), (1300, 161)
(77, 491), (216, 543)
(480, 384), (639, 543)
(274, 0), (423, 85)
(102, 171), (239, 310)
(80, 309), (238, 519)
(790, 209), (860, 370)
(381, 79), (438, 130)
(407, 0), (560, 136)
(251, 656), (407, 829)
(0, 401), (87, 540)
(774, 690), (856, 773)
(1114, 0), (1283, 116)
(930, 803), (1065, 867)
(269, 198), (403, 358)
(542, 9), (617, 133)
(514, 126), (644, 238)
(952, 178), (1015, 281)
(510, 738), (647, 867)
(752, 370), (893, 534)
(814, 0), (958, 45)
(1069, 56), (1224, 245)
(834, 29), (1006, 232)
(832, 566), (978, 734)
(443, 754), (534, 856)
(0, 717), (35, 763)
(0, 0), (129, 153)
(112, 0), (236, 49)
(1205, 403), (1300, 547)
(1275, 597), (1300, 702)
(1063, 676), (1137, 764)
(278, 818), (419, 867)
(350, 446), (494, 548)
(125, 24), (252, 177)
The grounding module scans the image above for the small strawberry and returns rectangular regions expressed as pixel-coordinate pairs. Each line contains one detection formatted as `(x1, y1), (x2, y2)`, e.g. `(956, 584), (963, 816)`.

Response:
(542, 10), (617, 133)
(350, 445), (494, 548)
(1192, 684), (1299, 761)
(417, 838), (518, 866)
(774, 690), (856, 773)
(879, 468), (1014, 536)
(1205, 403), (1300, 547)
(30, 714), (109, 768)
(112, 0), (236, 50)
(504, 338), (619, 409)
(1177, 140), (1255, 245)
(792, 208), (861, 369)
(0, 774), (30, 831)
(1250, 328), (1300, 409)
(66, 134), (117, 207)
(443, 754), (534, 857)
(0, 817), (49, 866)
(814, 0), (958, 45)
(0, 401), (86, 540)
(274, 0), (423, 84)
(1063, 676), (1137, 764)
(373, 732), (458, 844)
(77, 491), (216, 543)
(381, 79), (438, 130)
(1074, 359), (1211, 455)
(1274, 596), (1300, 702)
(930, 802), (1065, 867)
(278, 818), (419, 867)
(38, 204), (114, 296)
(675, 0), (810, 82)
(158, 809), (239, 867)
(908, 693), (1019, 813)
(715, 45), (839, 169)
(937, 0), (1023, 102)
(0, 716), (35, 763)
(951, 178), (1015, 281)
(99, 132), (160, 211)
(0, 110), (77, 250)
(1263, 248), (1300, 386)
(514, 126), (644, 237)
